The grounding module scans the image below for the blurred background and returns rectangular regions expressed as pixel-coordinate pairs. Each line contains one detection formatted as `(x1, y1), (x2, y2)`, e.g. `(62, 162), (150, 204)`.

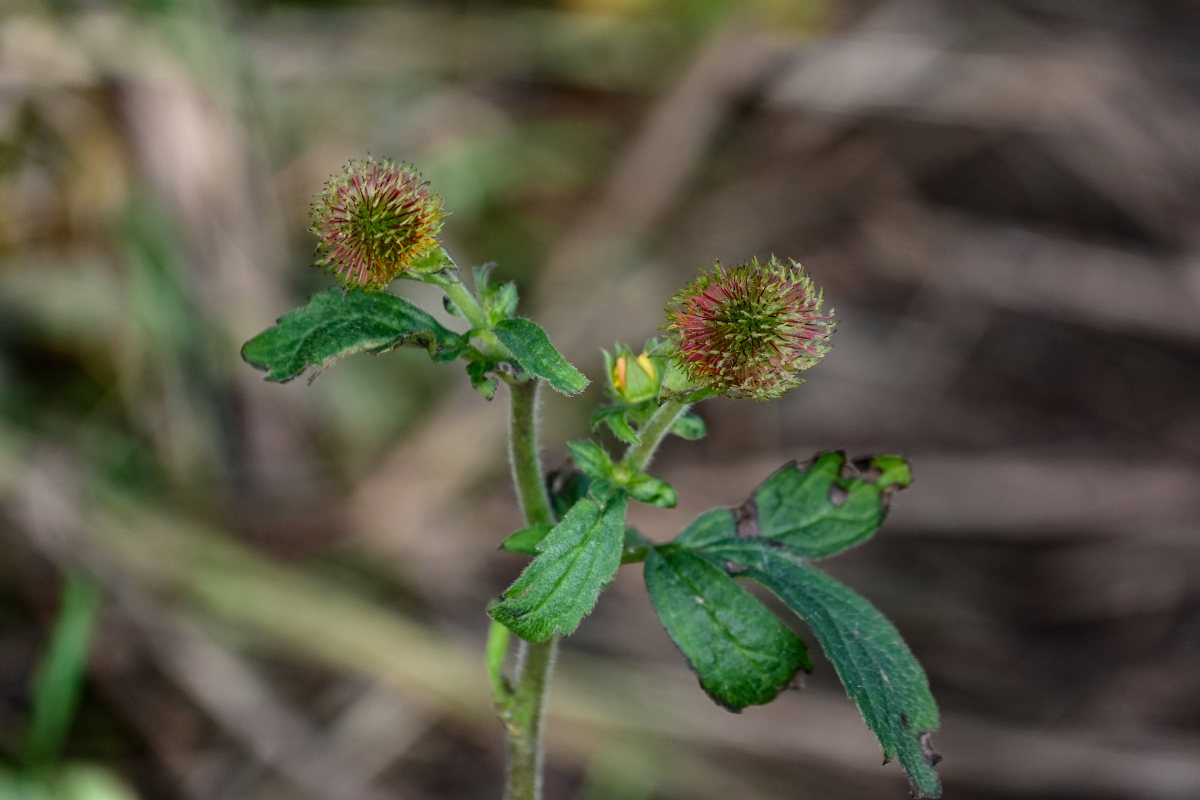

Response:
(3, 0), (1200, 798)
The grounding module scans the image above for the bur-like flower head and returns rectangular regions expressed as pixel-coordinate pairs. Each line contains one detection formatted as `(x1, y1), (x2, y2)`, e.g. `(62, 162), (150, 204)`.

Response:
(665, 257), (834, 401)
(311, 157), (445, 290)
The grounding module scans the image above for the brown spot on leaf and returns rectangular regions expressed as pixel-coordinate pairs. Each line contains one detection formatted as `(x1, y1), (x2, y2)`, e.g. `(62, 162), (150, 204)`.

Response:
(900, 713), (910, 729)
(919, 731), (942, 766)
(828, 483), (849, 507)
(734, 498), (760, 538)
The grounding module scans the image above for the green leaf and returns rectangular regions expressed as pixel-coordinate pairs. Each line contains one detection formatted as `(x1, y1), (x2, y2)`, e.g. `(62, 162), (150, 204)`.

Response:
(443, 294), (466, 319)
(709, 543), (941, 798)
(472, 263), (494, 291)
(657, 358), (717, 403)
(625, 472), (677, 508)
(590, 405), (640, 446)
(547, 469), (593, 520)
(474, 263), (519, 325)
(499, 524), (554, 555)
(466, 360), (499, 400)
(485, 620), (513, 706)
(408, 245), (455, 275)
(492, 318), (589, 395)
(621, 527), (652, 564)
(674, 508), (735, 549)
(747, 452), (912, 558)
(241, 289), (468, 382)
(645, 547), (810, 710)
(489, 494), (628, 641)
(568, 440), (614, 481)
(485, 282), (519, 326)
(670, 411), (707, 440)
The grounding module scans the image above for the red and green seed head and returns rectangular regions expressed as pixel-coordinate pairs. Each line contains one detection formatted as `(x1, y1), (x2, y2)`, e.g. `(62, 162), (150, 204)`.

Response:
(310, 157), (446, 291)
(665, 257), (835, 401)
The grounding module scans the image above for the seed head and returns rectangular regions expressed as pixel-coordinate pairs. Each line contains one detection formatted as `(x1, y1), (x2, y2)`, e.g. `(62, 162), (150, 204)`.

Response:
(311, 157), (445, 290)
(665, 257), (834, 401)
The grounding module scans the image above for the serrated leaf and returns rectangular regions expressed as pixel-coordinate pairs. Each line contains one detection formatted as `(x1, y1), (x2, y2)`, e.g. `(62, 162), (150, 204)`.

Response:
(744, 452), (911, 558)
(670, 411), (707, 440)
(499, 524), (554, 555)
(625, 473), (677, 508)
(489, 494), (628, 641)
(709, 542), (941, 797)
(241, 289), (468, 382)
(645, 547), (810, 710)
(492, 318), (588, 395)
(568, 440), (614, 481)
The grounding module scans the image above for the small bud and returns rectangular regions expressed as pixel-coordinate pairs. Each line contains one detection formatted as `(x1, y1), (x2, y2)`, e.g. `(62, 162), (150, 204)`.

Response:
(311, 157), (446, 291)
(665, 257), (834, 401)
(604, 343), (663, 404)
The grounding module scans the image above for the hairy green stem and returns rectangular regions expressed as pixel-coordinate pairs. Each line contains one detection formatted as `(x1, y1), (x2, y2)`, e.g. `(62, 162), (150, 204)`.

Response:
(507, 380), (554, 528)
(503, 632), (557, 800)
(424, 268), (509, 360)
(501, 377), (557, 800)
(499, 389), (691, 798)
(427, 270), (489, 330)
(621, 397), (690, 472)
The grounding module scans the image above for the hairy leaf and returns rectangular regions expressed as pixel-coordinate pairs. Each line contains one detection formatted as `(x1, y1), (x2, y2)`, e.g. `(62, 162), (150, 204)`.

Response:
(670, 411), (707, 440)
(485, 282), (519, 326)
(645, 547), (809, 710)
(625, 473), (677, 508)
(489, 494), (628, 641)
(674, 508), (736, 549)
(466, 360), (499, 400)
(498, 524), (554, 555)
(709, 542), (941, 798)
(590, 405), (640, 446)
(621, 527), (652, 564)
(241, 289), (468, 382)
(492, 318), (588, 395)
(568, 440), (614, 481)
